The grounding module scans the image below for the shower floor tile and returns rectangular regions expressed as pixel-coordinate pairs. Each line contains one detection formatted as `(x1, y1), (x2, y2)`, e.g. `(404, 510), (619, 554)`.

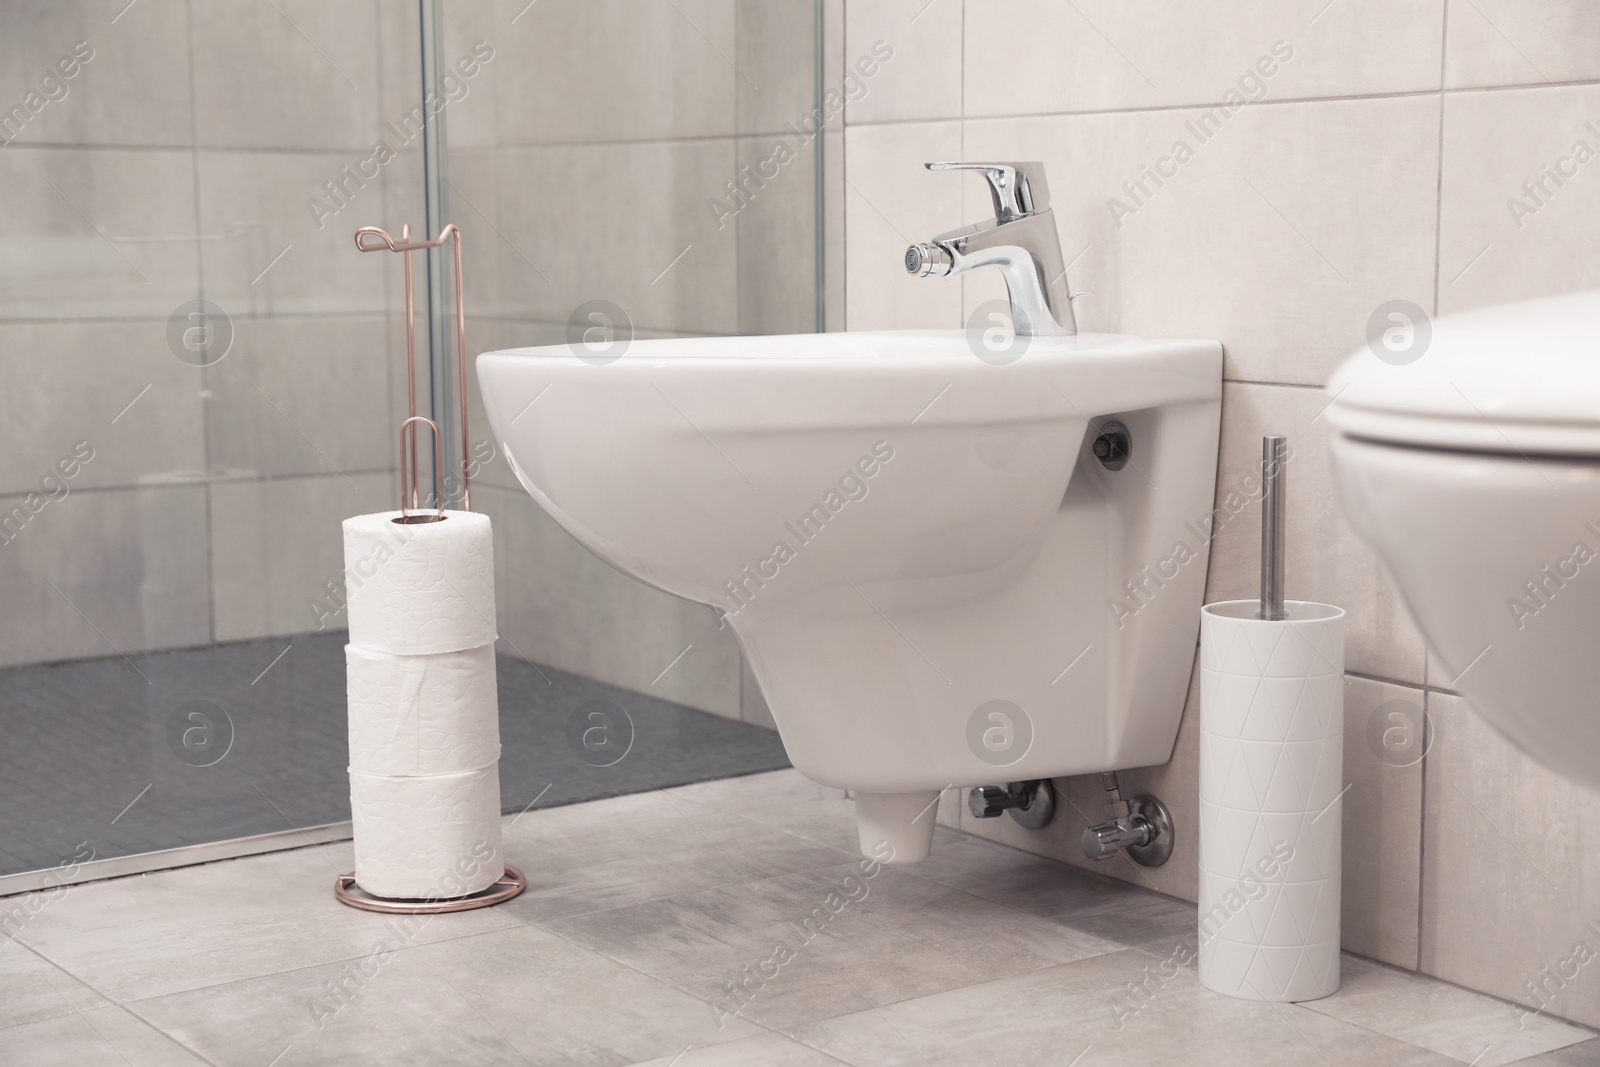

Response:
(0, 633), (790, 879)
(2, 770), (1594, 1067)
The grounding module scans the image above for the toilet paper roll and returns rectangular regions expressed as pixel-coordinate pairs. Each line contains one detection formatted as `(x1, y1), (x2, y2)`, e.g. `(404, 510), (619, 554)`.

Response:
(350, 766), (504, 900)
(346, 643), (500, 776)
(342, 510), (496, 655)
(1197, 599), (1345, 1003)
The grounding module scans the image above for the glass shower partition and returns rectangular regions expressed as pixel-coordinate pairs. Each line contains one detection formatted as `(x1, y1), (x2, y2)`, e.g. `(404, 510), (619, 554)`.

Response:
(0, 1), (820, 895)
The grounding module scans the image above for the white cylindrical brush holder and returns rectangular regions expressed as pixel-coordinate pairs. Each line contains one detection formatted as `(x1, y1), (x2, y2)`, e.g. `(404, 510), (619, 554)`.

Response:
(1197, 599), (1345, 1002)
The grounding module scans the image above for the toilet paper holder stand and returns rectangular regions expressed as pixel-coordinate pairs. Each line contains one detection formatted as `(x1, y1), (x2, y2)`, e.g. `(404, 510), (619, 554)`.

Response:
(355, 222), (476, 519)
(341, 223), (528, 915)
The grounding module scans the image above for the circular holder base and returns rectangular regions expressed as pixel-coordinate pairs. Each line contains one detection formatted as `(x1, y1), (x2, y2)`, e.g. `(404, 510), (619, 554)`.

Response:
(334, 864), (526, 914)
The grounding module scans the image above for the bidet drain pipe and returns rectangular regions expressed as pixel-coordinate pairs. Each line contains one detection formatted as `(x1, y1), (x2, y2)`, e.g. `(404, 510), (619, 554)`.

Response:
(1259, 435), (1287, 621)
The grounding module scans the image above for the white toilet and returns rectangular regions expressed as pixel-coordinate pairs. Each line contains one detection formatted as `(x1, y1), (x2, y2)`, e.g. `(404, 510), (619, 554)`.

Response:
(1326, 290), (1600, 789)
(479, 329), (1222, 860)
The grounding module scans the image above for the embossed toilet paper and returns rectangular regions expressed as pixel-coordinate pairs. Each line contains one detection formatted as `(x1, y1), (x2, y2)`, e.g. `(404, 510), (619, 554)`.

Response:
(346, 644), (500, 777)
(342, 507), (505, 901)
(350, 766), (504, 899)
(342, 510), (496, 655)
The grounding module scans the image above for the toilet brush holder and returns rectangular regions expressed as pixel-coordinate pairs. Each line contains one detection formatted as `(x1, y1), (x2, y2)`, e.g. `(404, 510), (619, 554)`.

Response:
(1197, 435), (1345, 1002)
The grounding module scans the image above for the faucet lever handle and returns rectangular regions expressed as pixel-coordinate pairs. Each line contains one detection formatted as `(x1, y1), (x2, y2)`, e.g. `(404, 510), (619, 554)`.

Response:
(925, 161), (1050, 222)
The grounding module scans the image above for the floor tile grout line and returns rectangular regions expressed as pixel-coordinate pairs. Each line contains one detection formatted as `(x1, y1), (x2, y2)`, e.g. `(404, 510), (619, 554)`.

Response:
(8, 937), (223, 1067)
(110, 917), (538, 1010)
(525, 915), (793, 1044)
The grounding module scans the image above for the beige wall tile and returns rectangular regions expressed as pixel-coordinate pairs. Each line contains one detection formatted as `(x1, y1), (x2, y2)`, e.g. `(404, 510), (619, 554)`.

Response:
(843, 0), (963, 125)
(190, 0), (382, 151)
(480, 486), (742, 718)
(1420, 691), (1600, 1030)
(0, 484), (210, 667)
(1341, 675), (1424, 969)
(1438, 84), (1600, 315)
(0, 2), (193, 148)
(209, 471), (391, 642)
(492, 140), (739, 335)
(0, 320), (205, 494)
(960, 96), (1440, 386)
(1445, 0), (1600, 89)
(1205, 382), (1427, 685)
(0, 147), (200, 321)
(490, 0), (736, 146)
(963, 0), (1443, 117)
(841, 120), (963, 330)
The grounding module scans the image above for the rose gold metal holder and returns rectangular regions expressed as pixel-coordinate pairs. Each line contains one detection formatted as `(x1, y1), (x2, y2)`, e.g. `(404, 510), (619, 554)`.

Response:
(333, 864), (527, 914)
(355, 222), (473, 515)
(342, 224), (515, 914)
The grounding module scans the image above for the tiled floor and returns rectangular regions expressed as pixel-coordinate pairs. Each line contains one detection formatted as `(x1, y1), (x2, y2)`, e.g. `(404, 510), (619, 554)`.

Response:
(2, 769), (1596, 1066)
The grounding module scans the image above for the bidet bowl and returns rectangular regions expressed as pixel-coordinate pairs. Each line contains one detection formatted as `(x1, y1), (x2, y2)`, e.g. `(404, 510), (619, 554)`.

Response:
(479, 330), (1222, 860)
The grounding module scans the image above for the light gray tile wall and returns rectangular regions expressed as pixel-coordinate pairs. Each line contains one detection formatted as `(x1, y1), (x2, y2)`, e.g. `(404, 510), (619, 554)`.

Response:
(0, 3), (192, 149)
(209, 472), (392, 643)
(489, 0), (737, 146)
(0, 483), (211, 668)
(0, 147), (200, 321)
(189, 1), (384, 151)
(842, 0), (1600, 1026)
(0, 320), (206, 494)
(0, 3), (416, 662)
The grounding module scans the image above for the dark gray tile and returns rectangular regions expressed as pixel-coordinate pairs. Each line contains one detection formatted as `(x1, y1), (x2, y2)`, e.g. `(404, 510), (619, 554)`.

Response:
(0, 632), (789, 878)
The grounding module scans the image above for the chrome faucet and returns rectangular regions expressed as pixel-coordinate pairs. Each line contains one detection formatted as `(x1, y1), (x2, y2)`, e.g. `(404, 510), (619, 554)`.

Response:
(905, 161), (1077, 336)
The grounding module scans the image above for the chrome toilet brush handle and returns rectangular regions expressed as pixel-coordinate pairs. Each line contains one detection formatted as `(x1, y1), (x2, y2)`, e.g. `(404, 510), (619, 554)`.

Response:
(1259, 434), (1288, 621)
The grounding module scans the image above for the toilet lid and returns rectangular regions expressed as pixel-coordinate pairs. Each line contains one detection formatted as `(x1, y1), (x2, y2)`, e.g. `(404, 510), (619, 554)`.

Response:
(1324, 289), (1600, 457)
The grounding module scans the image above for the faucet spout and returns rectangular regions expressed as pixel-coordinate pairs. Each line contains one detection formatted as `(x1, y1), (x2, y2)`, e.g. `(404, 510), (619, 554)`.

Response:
(905, 162), (1078, 337)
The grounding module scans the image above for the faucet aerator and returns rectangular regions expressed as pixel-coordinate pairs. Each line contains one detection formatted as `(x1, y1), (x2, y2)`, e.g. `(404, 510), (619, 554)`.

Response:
(906, 243), (952, 277)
